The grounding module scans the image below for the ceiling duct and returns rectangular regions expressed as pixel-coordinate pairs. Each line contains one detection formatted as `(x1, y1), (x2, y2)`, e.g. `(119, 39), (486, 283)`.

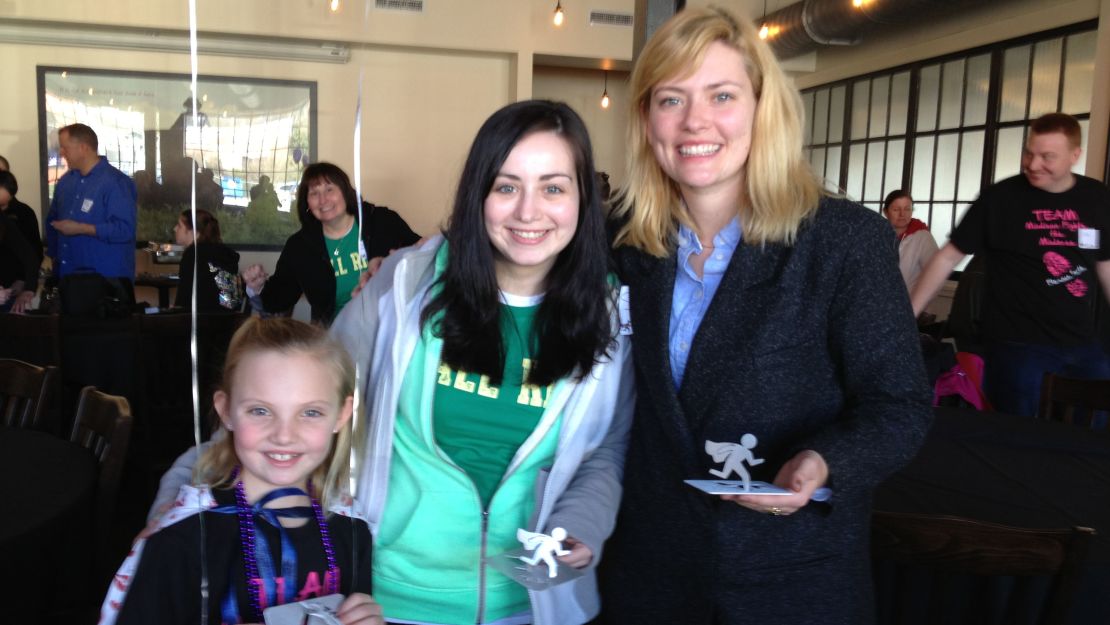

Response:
(766, 0), (996, 59)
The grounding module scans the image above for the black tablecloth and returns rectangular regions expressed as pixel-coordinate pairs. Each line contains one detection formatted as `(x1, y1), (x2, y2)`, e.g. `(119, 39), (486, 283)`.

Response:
(0, 428), (98, 624)
(875, 406), (1110, 562)
(874, 407), (1110, 624)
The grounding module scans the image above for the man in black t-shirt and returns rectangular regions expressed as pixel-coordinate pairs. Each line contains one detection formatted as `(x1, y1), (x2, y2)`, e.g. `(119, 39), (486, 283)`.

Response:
(911, 113), (1110, 417)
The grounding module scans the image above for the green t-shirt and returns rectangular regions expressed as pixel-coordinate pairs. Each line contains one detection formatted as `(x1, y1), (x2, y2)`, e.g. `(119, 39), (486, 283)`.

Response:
(324, 224), (368, 315)
(433, 293), (555, 508)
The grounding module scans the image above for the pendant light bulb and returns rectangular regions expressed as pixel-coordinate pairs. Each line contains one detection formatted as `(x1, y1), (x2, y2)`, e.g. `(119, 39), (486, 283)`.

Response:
(329, 0), (340, 12)
(759, 24), (769, 39)
(600, 71), (610, 109)
(553, 1), (565, 26)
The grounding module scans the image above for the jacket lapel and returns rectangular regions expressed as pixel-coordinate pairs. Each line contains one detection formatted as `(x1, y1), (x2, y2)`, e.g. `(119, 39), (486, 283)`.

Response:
(623, 250), (701, 468)
(677, 242), (788, 430)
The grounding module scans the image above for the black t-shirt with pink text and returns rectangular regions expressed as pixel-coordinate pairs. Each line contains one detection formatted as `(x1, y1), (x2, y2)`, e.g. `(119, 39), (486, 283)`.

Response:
(951, 174), (1110, 346)
(116, 488), (372, 625)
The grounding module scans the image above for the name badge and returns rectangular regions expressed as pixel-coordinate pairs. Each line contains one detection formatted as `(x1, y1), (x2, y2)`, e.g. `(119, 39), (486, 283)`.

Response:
(80, 198), (94, 213)
(1078, 228), (1099, 249)
(618, 285), (633, 335)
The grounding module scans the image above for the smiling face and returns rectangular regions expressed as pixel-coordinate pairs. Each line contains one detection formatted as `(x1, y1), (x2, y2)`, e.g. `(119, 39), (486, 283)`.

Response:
(483, 130), (580, 296)
(885, 196), (913, 232)
(306, 179), (350, 230)
(646, 41), (757, 205)
(1022, 131), (1081, 193)
(214, 348), (352, 501)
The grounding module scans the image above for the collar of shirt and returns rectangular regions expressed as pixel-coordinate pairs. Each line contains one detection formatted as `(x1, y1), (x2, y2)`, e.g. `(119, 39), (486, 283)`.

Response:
(669, 216), (742, 389)
(676, 216), (742, 280)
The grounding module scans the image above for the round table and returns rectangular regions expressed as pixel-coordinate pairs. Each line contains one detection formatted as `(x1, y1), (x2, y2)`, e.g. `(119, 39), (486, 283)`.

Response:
(0, 427), (98, 622)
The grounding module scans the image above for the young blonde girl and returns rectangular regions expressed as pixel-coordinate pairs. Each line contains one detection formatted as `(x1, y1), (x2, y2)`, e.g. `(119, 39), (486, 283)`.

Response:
(101, 318), (382, 625)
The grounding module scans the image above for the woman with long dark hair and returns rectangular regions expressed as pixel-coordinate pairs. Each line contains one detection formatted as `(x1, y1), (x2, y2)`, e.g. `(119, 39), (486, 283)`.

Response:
(173, 208), (242, 312)
(331, 99), (633, 625)
(242, 162), (420, 324)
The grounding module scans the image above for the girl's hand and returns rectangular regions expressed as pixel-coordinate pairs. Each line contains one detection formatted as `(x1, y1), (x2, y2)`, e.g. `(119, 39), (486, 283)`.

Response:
(556, 536), (594, 569)
(721, 449), (829, 516)
(336, 592), (385, 625)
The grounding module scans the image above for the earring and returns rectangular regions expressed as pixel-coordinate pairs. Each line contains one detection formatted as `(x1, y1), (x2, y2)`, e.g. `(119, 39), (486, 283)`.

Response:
(224, 422), (233, 432)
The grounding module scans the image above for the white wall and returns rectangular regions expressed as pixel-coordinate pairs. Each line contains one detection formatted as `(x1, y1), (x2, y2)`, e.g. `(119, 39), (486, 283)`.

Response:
(0, 0), (636, 284)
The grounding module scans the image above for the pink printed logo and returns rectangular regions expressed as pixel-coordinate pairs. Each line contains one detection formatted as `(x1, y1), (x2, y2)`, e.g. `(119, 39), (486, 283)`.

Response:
(1068, 279), (1088, 297)
(1043, 251), (1070, 277)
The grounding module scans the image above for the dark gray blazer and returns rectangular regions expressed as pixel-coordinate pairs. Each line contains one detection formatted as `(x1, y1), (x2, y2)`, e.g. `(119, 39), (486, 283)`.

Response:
(599, 198), (933, 625)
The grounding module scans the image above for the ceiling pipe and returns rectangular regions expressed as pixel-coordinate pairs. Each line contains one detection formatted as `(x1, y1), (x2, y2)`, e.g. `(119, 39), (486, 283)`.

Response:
(764, 0), (997, 59)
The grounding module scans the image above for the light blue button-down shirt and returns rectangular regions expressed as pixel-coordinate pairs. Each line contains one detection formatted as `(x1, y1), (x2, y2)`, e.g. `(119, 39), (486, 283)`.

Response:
(669, 216), (742, 389)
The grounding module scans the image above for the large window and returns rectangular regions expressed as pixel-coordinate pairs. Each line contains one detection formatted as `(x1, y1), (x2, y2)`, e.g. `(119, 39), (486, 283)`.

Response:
(39, 67), (316, 249)
(802, 22), (1097, 250)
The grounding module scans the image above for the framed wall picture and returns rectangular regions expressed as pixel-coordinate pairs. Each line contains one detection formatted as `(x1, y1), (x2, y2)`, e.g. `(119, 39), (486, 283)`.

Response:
(38, 66), (316, 250)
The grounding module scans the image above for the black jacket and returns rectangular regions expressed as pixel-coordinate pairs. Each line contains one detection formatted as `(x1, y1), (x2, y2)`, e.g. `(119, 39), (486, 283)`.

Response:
(175, 241), (241, 312)
(262, 201), (419, 324)
(0, 216), (39, 291)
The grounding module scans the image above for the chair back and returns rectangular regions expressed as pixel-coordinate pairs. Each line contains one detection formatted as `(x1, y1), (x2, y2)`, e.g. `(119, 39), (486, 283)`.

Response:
(1038, 373), (1110, 427)
(70, 385), (133, 538)
(0, 358), (58, 429)
(872, 511), (1095, 625)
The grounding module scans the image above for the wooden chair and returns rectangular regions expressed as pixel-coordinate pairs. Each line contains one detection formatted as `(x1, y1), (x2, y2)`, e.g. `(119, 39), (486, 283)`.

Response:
(1037, 373), (1110, 428)
(70, 385), (134, 581)
(0, 358), (58, 429)
(872, 511), (1095, 625)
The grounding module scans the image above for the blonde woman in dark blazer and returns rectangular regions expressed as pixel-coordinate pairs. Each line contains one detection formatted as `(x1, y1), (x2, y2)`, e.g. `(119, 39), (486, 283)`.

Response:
(598, 7), (932, 624)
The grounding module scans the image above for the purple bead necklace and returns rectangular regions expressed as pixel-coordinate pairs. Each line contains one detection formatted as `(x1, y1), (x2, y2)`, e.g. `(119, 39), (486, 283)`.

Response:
(232, 470), (340, 622)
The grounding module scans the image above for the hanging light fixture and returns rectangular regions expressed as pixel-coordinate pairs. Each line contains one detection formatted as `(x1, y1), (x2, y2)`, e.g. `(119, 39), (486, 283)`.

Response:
(329, 0), (340, 12)
(600, 71), (610, 109)
(759, 0), (768, 39)
(553, 1), (565, 26)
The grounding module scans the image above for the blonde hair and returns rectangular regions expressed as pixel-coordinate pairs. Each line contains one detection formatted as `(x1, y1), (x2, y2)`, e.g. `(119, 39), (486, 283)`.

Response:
(194, 318), (357, 509)
(614, 5), (823, 256)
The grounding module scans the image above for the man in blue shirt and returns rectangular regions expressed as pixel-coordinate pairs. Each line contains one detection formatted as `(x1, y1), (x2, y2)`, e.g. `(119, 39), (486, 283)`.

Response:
(46, 123), (137, 311)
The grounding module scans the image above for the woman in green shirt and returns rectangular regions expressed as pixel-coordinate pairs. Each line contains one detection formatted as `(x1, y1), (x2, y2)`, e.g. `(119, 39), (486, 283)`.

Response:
(332, 99), (633, 625)
(243, 162), (420, 324)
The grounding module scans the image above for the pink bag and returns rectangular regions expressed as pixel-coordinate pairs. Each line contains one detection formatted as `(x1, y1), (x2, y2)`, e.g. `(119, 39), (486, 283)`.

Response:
(933, 352), (991, 410)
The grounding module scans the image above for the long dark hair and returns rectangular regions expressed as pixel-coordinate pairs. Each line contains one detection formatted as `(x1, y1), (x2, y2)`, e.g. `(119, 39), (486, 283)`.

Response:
(295, 162), (358, 228)
(421, 100), (613, 386)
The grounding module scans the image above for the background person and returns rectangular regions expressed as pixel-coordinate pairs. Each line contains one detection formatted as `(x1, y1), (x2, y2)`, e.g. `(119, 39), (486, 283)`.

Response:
(0, 217), (39, 313)
(242, 162), (419, 325)
(45, 123), (137, 311)
(598, 8), (932, 624)
(910, 112), (1110, 417)
(173, 208), (242, 313)
(882, 189), (938, 293)
(0, 170), (42, 312)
